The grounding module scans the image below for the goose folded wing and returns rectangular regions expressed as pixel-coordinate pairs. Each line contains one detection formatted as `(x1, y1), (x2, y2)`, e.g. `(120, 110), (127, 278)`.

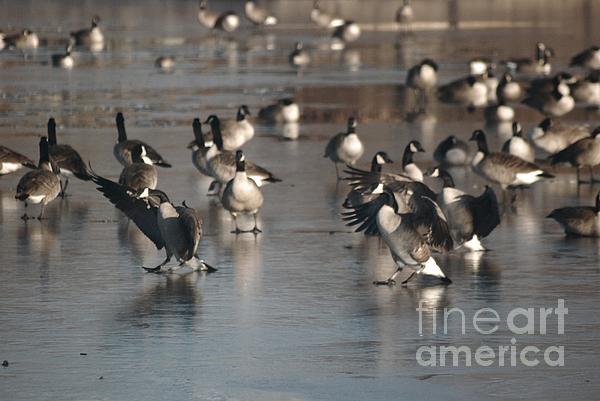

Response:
(176, 205), (203, 257)
(89, 170), (165, 250)
(461, 185), (501, 238)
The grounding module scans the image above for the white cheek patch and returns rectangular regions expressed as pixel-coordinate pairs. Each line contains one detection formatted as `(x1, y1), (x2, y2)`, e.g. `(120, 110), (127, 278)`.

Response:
(372, 183), (384, 194)
(410, 143), (418, 153)
(376, 154), (385, 164)
(431, 168), (440, 177)
(139, 188), (149, 198)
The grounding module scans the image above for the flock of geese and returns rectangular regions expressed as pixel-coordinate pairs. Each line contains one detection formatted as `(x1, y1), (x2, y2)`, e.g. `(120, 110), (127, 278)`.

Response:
(2, 1), (600, 285)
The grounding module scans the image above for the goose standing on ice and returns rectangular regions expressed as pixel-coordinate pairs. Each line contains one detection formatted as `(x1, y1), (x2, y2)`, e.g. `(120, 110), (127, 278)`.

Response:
(324, 117), (364, 179)
(438, 75), (488, 107)
(497, 72), (522, 101)
(221, 150), (264, 234)
(310, 1), (344, 29)
(70, 16), (104, 50)
(501, 122), (536, 163)
(258, 98), (300, 124)
(118, 145), (158, 191)
(406, 59), (438, 106)
(396, 0), (414, 29)
(47, 117), (91, 197)
(332, 20), (361, 44)
(245, 1), (278, 26)
(426, 167), (500, 251)
(113, 112), (171, 167)
(402, 140), (425, 182)
(0, 146), (36, 176)
(90, 172), (217, 273)
(197, 0), (240, 33)
(289, 42), (311, 67)
(5, 29), (39, 49)
(15, 137), (60, 220)
(433, 135), (469, 166)
(529, 118), (590, 155)
(51, 41), (74, 69)
(549, 127), (600, 184)
(547, 191), (600, 237)
(343, 185), (452, 286)
(570, 46), (600, 70)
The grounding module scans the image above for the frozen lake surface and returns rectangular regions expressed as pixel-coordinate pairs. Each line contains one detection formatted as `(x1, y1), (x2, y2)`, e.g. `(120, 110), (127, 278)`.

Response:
(1, 1), (600, 400)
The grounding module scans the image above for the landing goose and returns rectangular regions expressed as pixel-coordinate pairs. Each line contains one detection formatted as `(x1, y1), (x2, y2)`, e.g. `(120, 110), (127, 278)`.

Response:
(47, 117), (91, 196)
(469, 129), (553, 191)
(438, 75), (488, 107)
(570, 46), (600, 70)
(549, 127), (600, 183)
(547, 191), (600, 237)
(5, 29), (39, 49)
(343, 151), (393, 208)
(90, 172), (216, 273)
(118, 145), (158, 191)
(15, 137), (60, 220)
(205, 115), (281, 188)
(70, 16), (104, 49)
(197, 0), (240, 32)
(571, 70), (600, 105)
(51, 41), (74, 69)
(501, 122), (535, 163)
(310, 1), (344, 29)
(0, 146), (36, 176)
(343, 186), (452, 286)
(258, 98), (300, 124)
(427, 167), (500, 251)
(396, 0), (414, 27)
(188, 118), (212, 177)
(113, 112), (171, 167)
(245, 1), (278, 26)
(523, 83), (574, 117)
(433, 135), (469, 166)
(497, 72), (521, 101)
(402, 140), (425, 182)
(406, 59), (438, 93)
(289, 42), (311, 67)
(529, 118), (590, 154)
(221, 150), (264, 234)
(205, 106), (253, 151)
(324, 117), (364, 179)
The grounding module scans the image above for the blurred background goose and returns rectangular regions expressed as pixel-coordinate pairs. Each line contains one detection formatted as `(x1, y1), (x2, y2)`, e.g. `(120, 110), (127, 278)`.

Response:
(47, 117), (91, 197)
(406, 59), (438, 105)
(332, 20), (361, 44)
(427, 167), (500, 251)
(570, 46), (600, 70)
(15, 137), (60, 220)
(401, 140), (425, 182)
(529, 118), (591, 155)
(438, 75), (488, 107)
(289, 42), (311, 67)
(522, 82), (574, 117)
(549, 127), (600, 184)
(204, 106), (253, 151)
(547, 191), (600, 237)
(197, 0), (240, 32)
(396, 0), (414, 29)
(221, 150), (264, 234)
(324, 117), (364, 179)
(0, 145), (36, 176)
(571, 70), (600, 105)
(507, 42), (553, 75)
(51, 41), (74, 69)
(5, 29), (39, 49)
(155, 56), (175, 72)
(113, 112), (171, 167)
(245, 1), (277, 26)
(497, 72), (521, 101)
(258, 98), (300, 124)
(70, 16), (104, 49)
(90, 173), (216, 273)
(118, 145), (158, 191)
(310, 1), (343, 29)
(433, 135), (469, 166)
(469, 58), (491, 76)
(502, 122), (535, 162)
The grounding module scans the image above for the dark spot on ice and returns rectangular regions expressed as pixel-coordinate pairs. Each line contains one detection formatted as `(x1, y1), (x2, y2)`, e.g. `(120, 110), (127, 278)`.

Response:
(2, 360), (8, 367)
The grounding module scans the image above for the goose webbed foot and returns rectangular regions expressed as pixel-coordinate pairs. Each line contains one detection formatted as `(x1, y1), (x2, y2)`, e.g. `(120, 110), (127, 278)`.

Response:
(251, 226), (262, 234)
(401, 271), (417, 286)
(142, 266), (163, 274)
(200, 261), (218, 273)
(440, 277), (453, 285)
(373, 278), (396, 286)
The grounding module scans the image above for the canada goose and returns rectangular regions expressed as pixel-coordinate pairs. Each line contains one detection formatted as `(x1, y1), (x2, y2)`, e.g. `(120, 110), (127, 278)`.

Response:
(197, 0), (240, 32)
(469, 58), (491, 76)
(469, 130), (553, 192)
(427, 167), (500, 251)
(507, 42), (553, 75)
(118, 145), (158, 191)
(70, 16), (104, 49)
(433, 135), (469, 166)
(343, 186), (452, 286)
(15, 137), (61, 220)
(550, 127), (600, 183)
(497, 72), (521, 101)
(527, 72), (576, 96)
(51, 41), (74, 69)
(187, 118), (212, 177)
(570, 46), (600, 70)
(90, 172), (217, 273)
(310, 1), (344, 29)
(5, 29), (39, 49)
(113, 112), (171, 168)
(332, 21), (361, 44)
(402, 140), (425, 182)
(501, 122), (535, 163)
(204, 115), (281, 188)
(406, 59), (438, 92)
(289, 42), (311, 67)
(324, 117), (364, 179)
(47, 117), (91, 197)
(343, 151), (394, 208)
(205, 106), (254, 151)
(571, 70), (600, 105)
(484, 66), (499, 102)
(523, 83), (574, 117)
(0, 146), (36, 176)
(484, 98), (514, 123)
(529, 118), (591, 154)
(245, 1), (277, 26)
(396, 0), (414, 27)
(221, 150), (264, 234)
(547, 191), (600, 237)
(438, 75), (488, 107)
(258, 98), (300, 124)
(155, 56), (175, 71)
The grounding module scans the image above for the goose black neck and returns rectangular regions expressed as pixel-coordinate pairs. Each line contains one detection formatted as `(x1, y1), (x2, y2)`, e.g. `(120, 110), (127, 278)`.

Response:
(439, 170), (455, 188)
(39, 137), (50, 167)
(236, 108), (246, 122)
(192, 118), (205, 147)
(476, 135), (489, 154)
(371, 156), (382, 173)
(596, 192), (600, 213)
(402, 146), (414, 167)
(210, 119), (224, 150)
(47, 118), (57, 145)
(236, 158), (246, 172)
(116, 114), (127, 143)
